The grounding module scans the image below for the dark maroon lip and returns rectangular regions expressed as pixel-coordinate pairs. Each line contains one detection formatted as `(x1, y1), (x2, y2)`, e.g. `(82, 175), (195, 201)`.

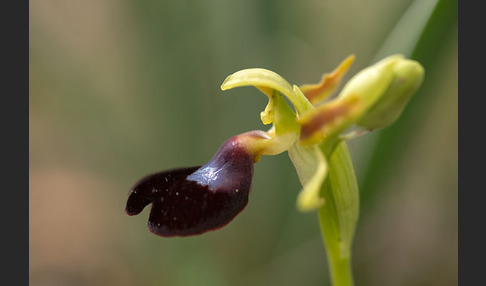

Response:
(125, 136), (255, 237)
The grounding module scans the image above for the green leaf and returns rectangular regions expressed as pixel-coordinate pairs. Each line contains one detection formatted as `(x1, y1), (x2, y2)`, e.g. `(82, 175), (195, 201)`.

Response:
(373, 0), (439, 60)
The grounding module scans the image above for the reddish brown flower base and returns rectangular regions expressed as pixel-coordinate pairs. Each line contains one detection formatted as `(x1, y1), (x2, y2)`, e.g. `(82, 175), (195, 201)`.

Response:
(125, 136), (255, 237)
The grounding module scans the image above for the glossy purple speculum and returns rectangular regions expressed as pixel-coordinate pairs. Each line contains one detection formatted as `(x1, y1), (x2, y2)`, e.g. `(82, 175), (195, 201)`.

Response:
(125, 136), (255, 237)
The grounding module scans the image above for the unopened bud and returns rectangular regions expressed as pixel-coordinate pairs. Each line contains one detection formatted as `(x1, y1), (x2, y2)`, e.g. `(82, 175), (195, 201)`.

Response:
(358, 59), (424, 129)
(337, 55), (403, 109)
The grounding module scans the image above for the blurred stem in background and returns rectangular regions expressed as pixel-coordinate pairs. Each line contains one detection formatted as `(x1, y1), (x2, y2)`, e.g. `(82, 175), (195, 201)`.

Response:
(360, 0), (458, 209)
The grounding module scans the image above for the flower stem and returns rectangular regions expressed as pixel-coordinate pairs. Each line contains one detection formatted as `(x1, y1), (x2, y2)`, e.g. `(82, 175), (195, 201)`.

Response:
(317, 196), (355, 286)
(328, 255), (354, 286)
(317, 141), (359, 286)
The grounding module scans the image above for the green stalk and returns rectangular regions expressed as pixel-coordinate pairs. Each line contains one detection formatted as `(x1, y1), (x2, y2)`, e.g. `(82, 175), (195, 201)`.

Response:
(317, 141), (359, 286)
(318, 182), (354, 286)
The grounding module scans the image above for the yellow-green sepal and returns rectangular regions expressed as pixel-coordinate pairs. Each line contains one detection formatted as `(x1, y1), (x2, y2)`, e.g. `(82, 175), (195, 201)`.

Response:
(221, 68), (314, 118)
(288, 144), (328, 212)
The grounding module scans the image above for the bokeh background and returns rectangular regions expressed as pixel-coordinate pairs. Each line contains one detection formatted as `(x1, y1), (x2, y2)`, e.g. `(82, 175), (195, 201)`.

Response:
(29, 0), (457, 285)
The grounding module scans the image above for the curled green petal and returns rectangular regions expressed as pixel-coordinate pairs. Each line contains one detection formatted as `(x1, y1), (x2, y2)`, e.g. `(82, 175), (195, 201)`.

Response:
(288, 144), (328, 212)
(358, 59), (424, 129)
(260, 92), (275, 125)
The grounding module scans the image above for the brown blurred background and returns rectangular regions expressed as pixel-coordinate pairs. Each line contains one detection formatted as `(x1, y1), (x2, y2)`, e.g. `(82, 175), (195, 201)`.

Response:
(29, 0), (457, 285)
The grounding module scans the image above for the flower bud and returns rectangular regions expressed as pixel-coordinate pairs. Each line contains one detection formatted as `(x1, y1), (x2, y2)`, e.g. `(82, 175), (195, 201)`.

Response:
(337, 54), (403, 109)
(357, 59), (424, 129)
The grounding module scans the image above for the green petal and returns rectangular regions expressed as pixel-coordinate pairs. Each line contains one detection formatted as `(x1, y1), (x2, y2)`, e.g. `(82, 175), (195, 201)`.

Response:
(288, 144), (328, 212)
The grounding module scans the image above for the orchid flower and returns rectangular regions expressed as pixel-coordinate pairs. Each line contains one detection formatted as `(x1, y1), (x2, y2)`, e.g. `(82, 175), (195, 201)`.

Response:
(125, 54), (424, 285)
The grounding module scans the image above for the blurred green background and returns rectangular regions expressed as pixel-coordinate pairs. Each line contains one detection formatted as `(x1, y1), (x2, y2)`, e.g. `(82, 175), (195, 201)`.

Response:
(29, 0), (457, 285)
